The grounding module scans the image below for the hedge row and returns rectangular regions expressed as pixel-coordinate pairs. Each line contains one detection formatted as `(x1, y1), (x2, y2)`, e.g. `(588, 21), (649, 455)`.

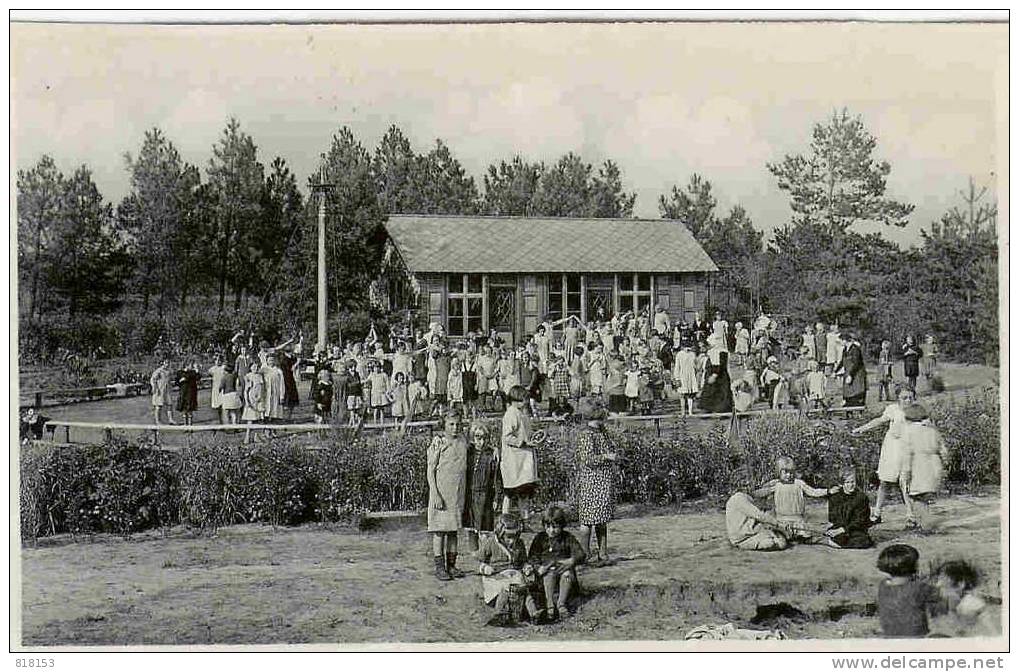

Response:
(19, 389), (999, 540)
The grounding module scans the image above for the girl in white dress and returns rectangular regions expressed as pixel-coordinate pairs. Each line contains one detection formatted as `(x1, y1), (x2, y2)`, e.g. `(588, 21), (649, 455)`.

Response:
(851, 387), (916, 524)
(586, 344), (607, 395)
(500, 385), (540, 525)
(242, 361), (265, 444)
(672, 343), (699, 415)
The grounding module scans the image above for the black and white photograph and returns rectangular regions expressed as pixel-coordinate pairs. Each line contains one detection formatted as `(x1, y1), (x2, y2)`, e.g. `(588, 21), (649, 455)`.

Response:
(10, 12), (1008, 654)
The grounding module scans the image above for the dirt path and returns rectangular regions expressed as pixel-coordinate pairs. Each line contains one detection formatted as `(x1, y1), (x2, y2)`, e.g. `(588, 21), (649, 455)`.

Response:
(20, 491), (1001, 646)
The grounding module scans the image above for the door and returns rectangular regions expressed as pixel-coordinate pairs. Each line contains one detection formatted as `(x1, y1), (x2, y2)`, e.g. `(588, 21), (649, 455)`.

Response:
(586, 289), (614, 322)
(489, 285), (517, 346)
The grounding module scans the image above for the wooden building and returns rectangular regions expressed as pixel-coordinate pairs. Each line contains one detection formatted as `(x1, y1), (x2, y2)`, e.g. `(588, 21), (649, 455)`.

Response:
(378, 215), (719, 345)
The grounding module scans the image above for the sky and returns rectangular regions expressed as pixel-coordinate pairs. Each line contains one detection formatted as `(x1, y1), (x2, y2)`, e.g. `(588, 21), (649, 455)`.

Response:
(11, 20), (1007, 247)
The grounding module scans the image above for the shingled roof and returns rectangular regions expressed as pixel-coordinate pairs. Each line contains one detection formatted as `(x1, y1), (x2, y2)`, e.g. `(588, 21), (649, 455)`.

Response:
(384, 215), (719, 274)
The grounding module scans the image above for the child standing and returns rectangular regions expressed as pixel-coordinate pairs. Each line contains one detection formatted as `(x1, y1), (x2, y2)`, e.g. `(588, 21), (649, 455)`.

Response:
(568, 346), (587, 401)
(242, 361), (265, 443)
(427, 410), (468, 581)
(902, 336), (922, 394)
(805, 359), (827, 409)
(500, 385), (539, 524)
(368, 360), (391, 424)
(672, 342), (698, 416)
(852, 387), (916, 525)
(876, 544), (943, 638)
(527, 505), (586, 623)
(547, 354), (571, 417)
(921, 335), (939, 382)
(760, 356), (786, 409)
(605, 357), (627, 414)
(149, 359), (175, 425)
(900, 403), (950, 531)
(637, 360), (655, 414)
(344, 360), (363, 428)
(464, 423), (500, 551)
(446, 357), (465, 412)
(878, 340), (894, 402)
(624, 358), (641, 413)
(389, 371), (410, 424)
(586, 344), (607, 396)
(176, 361), (201, 426)
(312, 368), (334, 424)
(734, 321), (750, 366)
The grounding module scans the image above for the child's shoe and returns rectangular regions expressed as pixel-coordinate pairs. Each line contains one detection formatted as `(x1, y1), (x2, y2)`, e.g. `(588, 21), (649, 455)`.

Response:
(434, 556), (452, 581)
(445, 553), (466, 579)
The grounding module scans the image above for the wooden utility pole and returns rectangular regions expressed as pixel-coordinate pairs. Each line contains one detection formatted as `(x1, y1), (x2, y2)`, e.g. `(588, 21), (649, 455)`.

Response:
(311, 156), (334, 353)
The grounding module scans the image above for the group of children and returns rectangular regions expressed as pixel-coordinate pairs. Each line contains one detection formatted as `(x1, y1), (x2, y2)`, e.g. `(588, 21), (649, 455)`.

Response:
(722, 381), (998, 639)
(149, 333), (304, 442)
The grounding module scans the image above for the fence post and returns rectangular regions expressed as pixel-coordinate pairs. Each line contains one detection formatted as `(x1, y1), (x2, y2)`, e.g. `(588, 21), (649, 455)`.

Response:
(104, 426), (113, 444)
(35, 392), (43, 409)
(654, 417), (661, 437)
(66, 425), (71, 444)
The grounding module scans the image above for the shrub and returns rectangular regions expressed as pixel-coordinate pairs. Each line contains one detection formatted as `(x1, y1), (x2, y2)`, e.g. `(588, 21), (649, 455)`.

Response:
(18, 391), (1000, 541)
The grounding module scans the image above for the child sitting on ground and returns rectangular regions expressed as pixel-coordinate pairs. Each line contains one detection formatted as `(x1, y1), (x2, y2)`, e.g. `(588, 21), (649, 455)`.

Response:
(477, 513), (540, 627)
(527, 505), (587, 624)
(876, 544), (944, 638)
(824, 466), (874, 548)
(933, 560), (1001, 638)
(755, 456), (839, 546)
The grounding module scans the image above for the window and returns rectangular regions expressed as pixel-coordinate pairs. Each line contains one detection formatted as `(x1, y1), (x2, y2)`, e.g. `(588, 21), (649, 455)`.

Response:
(546, 273), (582, 320)
(618, 273), (654, 313)
(447, 274), (484, 336)
(683, 289), (695, 309)
(547, 275), (563, 317)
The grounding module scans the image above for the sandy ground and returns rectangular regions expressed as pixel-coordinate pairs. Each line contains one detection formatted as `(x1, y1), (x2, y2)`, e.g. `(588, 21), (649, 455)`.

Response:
(20, 490), (1001, 646)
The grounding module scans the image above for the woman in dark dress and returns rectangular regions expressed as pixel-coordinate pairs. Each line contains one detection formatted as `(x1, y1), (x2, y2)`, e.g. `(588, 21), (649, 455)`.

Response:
(278, 347), (300, 419)
(901, 336), (922, 394)
(698, 334), (733, 413)
(826, 467), (874, 549)
(840, 333), (868, 408)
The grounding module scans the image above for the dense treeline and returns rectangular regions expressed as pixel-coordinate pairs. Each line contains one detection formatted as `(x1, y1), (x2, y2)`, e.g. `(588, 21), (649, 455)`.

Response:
(17, 110), (998, 365)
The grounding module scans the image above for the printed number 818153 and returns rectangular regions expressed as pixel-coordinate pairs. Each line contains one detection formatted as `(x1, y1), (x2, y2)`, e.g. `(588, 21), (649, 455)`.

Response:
(15, 660), (55, 668)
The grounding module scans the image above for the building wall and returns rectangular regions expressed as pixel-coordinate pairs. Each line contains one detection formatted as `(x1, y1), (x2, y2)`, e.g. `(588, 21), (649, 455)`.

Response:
(412, 271), (712, 343)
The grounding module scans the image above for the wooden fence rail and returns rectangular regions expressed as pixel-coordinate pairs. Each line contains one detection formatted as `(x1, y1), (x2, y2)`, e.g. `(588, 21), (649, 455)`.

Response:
(41, 406), (865, 446)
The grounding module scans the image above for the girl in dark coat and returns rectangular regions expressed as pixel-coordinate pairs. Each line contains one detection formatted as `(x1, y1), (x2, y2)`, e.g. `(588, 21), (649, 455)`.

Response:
(825, 467), (874, 549)
(464, 423), (501, 551)
(175, 361), (201, 425)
